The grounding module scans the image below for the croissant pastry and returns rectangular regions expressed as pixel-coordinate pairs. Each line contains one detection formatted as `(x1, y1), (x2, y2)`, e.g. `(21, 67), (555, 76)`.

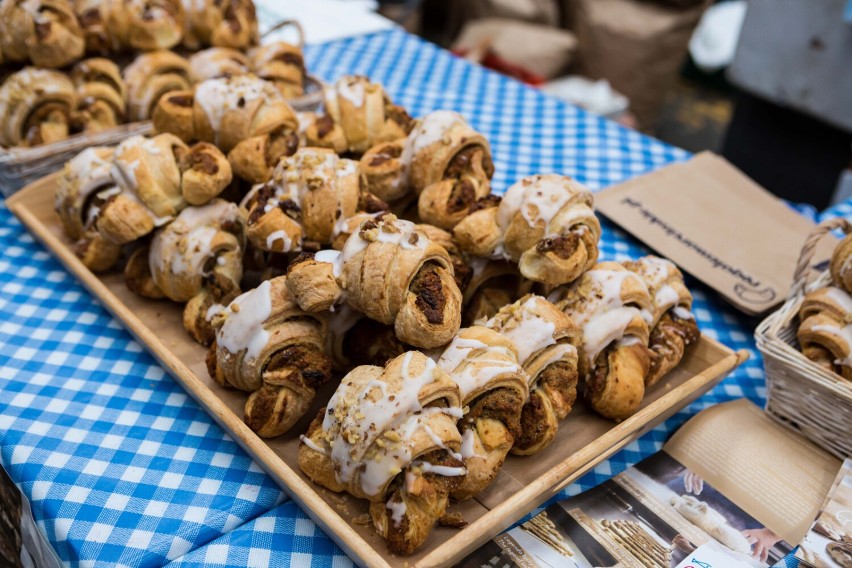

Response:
(304, 75), (413, 156)
(55, 147), (123, 272)
(0, 0), (84, 68)
(99, 133), (232, 245)
(361, 110), (494, 229)
(553, 262), (652, 421)
(182, 0), (258, 50)
(248, 41), (306, 99)
(70, 58), (126, 133)
(124, 50), (192, 122)
(0, 68), (76, 148)
(188, 47), (251, 83)
(415, 224), (473, 293)
(148, 199), (243, 344)
(485, 295), (579, 455)
(436, 326), (528, 500)
(623, 256), (699, 387)
(76, 0), (184, 53)
(239, 148), (361, 254)
(286, 215), (463, 349)
(831, 234), (852, 295)
(299, 351), (465, 555)
(208, 275), (333, 437)
(798, 286), (852, 381)
(454, 174), (602, 287)
(152, 74), (300, 183)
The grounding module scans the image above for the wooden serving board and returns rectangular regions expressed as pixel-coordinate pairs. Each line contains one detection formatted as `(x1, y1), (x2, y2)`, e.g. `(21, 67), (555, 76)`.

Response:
(8, 175), (748, 568)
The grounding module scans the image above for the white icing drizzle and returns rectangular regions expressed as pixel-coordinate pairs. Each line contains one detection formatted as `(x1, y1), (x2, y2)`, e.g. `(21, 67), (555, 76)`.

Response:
(323, 352), (448, 498)
(655, 284), (680, 311)
(437, 334), (522, 403)
(487, 297), (556, 365)
(825, 287), (852, 314)
(498, 174), (592, 236)
(216, 280), (273, 362)
(314, 249), (343, 278)
(569, 269), (649, 365)
(386, 497), (407, 527)
(205, 303), (224, 322)
(672, 306), (695, 320)
(335, 218), (428, 279)
(299, 434), (329, 456)
(412, 461), (466, 477)
(460, 429), (483, 459)
(337, 77), (366, 108)
(265, 230), (292, 252)
(399, 110), (465, 178)
(195, 76), (282, 145)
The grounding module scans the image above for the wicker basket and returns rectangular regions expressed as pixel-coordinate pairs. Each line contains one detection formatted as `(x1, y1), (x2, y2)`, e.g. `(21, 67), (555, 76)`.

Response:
(755, 218), (852, 459)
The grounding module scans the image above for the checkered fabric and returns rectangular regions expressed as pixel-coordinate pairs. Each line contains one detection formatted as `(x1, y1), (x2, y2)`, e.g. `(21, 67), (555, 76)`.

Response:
(0, 27), (845, 567)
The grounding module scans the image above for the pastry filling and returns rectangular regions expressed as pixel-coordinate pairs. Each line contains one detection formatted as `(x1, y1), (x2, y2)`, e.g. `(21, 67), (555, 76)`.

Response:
(469, 193), (501, 213)
(536, 233), (581, 260)
(411, 264), (448, 325)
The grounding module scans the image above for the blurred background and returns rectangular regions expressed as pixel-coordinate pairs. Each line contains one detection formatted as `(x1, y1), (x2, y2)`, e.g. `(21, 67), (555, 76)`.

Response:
(375, 0), (852, 211)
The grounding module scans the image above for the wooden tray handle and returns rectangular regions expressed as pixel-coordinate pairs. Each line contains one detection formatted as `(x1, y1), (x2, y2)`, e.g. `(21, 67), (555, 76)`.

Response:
(262, 19), (306, 49)
(790, 218), (852, 300)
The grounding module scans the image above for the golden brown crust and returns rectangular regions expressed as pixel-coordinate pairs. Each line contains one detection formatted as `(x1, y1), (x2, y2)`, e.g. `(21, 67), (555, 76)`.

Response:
(0, 0), (85, 68)
(831, 234), (852, 296)
(182, 0), (258, 50)
(83, 0), (185, 53)
(0, 67), (75, 148)
(798, 286), (852, 381)
(210, 276), (333, 437)
(555, 262), (653, 421)
(124, 50), (192, 122)
(188, 47), (252, 83)
(306, 75), (412, 155)
(248, 41), (305, 99)
(70, 58), (126, 133)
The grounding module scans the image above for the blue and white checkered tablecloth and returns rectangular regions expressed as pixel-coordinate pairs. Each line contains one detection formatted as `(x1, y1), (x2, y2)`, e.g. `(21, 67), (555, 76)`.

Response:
(0, 27), (842, 568)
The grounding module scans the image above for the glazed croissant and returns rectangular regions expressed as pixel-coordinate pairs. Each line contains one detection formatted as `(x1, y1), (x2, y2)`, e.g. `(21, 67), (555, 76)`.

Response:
(123, 50), (192, 122)
(240, 148), (362, 254)
(485, 295), (579, 455)
(554, 262), (653, 421)
(76, 0), (184, 53)
(148, 199), (244, 344)
(830, 234), (852, 296)
(248, 41), (306, 99)
(0, 0), (85, 68)
(285, 215), (463, 349)
(361, 110), (494, 229)
(98, 133), (232, 245)
(182, 0), (258, 50)
(623, 256), (699, 387)
(208, 276), (334, 437)
(454, 174), (601, 287)
(299, 351), (466, 555)
(798, 286), (852, 381)
(70, 58), (126, 133)
(304, 75), (413, 156)
(55, 146), (122, 272)
(436, 326), (528, 500)
(188, 47), (251, 83)
(0, 68), (75, 148)
(152, 74), (300, 183)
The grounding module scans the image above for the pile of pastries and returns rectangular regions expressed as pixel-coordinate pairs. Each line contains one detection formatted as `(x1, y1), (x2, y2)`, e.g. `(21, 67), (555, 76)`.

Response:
(54, 73), (701, 555)
(0, 0), (308, 148)
(797, 235), (852, 381)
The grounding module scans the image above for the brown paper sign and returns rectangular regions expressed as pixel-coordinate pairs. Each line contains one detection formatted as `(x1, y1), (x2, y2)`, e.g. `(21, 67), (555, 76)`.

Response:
(596, 152), (835, 315)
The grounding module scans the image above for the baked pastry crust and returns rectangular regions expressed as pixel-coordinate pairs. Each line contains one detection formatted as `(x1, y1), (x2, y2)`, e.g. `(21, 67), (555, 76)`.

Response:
(298, 351), (464, 554)
(248, 41), (306, 99)
(0, 67), (76, 147)
(182, 0), (258, 50)
(485, 295), (579, 455)
(286, 215), (463, 349)
(123, 50), (192, 122)
(831, 234), (852, 296)
(54, 146), (122, 271)
(70, 58), (127, 133)
(454, 174), (601, 286)
(188, 47), (252, 83)
(623, 256), (699, 386)
(555, 262), (652, 421)
(76, 0), (184, 53)
(436, 326), (527, 500)
(0, 0), (85, 68)
(208, 275), (333, 437)
(798, 285), (852, 380)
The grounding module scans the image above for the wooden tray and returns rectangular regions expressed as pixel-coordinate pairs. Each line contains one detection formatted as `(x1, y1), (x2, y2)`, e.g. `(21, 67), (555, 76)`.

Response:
(8, 175), (748, 568)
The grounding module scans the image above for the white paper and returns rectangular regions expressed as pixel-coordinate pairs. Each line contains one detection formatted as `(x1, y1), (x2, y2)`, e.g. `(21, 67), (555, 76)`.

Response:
(675, 543), (755, 568)
(255, 0), (396, 45)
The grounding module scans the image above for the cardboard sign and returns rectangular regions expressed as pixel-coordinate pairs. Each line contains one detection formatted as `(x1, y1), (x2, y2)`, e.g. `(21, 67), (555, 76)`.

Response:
(596, 152), (835, 316)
